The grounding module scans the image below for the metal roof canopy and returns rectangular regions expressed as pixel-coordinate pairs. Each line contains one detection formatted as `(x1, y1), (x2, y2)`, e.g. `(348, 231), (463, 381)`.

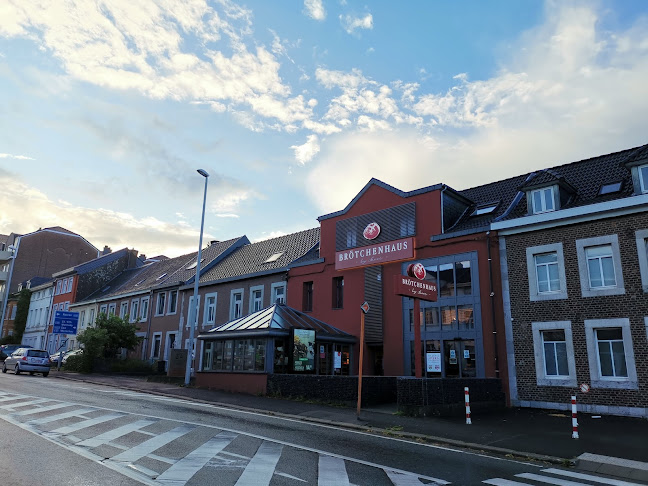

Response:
(198, 304), (356, 343)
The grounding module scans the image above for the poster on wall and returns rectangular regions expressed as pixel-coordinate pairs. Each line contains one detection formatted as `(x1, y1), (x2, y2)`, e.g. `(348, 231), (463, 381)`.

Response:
(426, 352), (441, 372)
(334, 351), (342, 369)
(293, 329), (316, 372)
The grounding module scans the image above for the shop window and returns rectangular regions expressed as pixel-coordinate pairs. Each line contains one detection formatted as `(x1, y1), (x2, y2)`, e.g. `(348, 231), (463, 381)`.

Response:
(455, 260), (471, 296)
(458, 305), (474, 330)
(274, 339), (289, 373)
(438, 263), (454, 297)
(584, 319), (638, 389)
(441, 306), (456, 330)
(302, 281), (313, 312)
(332, 276), (344, 309)
(424, 307), (439, 330)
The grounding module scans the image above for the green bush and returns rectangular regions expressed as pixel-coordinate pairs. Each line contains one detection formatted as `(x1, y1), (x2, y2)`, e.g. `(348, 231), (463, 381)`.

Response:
(62, 353), (91, 373)
(109, 359), (155, 374)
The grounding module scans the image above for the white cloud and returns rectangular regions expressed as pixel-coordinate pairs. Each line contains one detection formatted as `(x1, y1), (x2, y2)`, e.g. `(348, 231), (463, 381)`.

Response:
(0, 153), (35, 160)
(304, 0), (326, 21)
(339, 13), (373, 35)
(291, 135), (321, 165)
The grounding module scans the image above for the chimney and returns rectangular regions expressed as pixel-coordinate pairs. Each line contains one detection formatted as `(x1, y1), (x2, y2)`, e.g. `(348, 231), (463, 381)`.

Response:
(139, 254), (146, 261)
(103, 245), (112, 255)
(210, 240), (219, 246)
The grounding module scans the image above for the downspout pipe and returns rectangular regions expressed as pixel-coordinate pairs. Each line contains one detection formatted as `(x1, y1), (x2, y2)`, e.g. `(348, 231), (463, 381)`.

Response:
(486, 231), (500, 378)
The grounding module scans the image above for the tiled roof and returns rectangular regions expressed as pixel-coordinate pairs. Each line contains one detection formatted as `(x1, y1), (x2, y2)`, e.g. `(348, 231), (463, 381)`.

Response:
(199, 228), (320, 283)
(289, 243), (321, 267)
(72, 248), (139, 275)
(451, 144), (647, 232)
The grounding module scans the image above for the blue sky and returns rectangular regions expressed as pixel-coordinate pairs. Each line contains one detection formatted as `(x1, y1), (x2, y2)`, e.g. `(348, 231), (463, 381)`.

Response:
(1, 1), (647, 258)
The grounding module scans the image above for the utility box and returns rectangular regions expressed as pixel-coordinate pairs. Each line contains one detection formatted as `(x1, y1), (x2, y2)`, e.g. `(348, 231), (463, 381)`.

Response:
(167, 349), (188, 378)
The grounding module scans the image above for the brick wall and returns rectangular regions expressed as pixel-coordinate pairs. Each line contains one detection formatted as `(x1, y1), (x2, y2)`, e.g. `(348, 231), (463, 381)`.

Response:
(505, 213), (648, 412)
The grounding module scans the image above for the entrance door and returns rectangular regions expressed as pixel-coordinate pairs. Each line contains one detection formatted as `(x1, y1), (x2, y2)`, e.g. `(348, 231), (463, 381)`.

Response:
(444, 339), (476, 377)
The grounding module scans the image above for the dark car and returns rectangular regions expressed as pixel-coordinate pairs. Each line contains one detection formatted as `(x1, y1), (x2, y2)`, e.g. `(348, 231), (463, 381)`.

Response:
(0, 344), (32, 362)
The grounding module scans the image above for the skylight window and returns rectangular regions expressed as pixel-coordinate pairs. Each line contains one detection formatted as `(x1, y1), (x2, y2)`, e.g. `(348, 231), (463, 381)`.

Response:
(134, 279), (146, 286)
(598, 181), (622, 195)
(186, 258), (205, 270)
(471, 204), (497, 216)
(264, 252), (284, 263)
(156, 273), (167, 280)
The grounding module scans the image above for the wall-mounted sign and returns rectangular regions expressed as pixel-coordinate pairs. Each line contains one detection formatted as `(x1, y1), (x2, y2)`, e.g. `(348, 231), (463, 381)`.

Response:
(393, 275), (438, 302)
(335, 237), (413, 270)
(362, 222), (381, 240)
(407, 262), (426, 280)
(293, 329), (315, 372)
(334, 351), (342, 369)
(426, 352), (441, 372)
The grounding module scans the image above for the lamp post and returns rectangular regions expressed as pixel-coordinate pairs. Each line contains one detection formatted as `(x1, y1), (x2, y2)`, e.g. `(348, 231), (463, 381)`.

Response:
(185, 169), (209, 386)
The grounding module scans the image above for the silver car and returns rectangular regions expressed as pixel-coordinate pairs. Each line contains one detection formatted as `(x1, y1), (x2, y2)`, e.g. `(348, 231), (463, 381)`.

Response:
(2, 348), (51, 376)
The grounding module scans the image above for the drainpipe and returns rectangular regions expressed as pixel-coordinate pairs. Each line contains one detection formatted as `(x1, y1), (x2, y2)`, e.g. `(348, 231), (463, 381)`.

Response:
(486, 231), (500, 378)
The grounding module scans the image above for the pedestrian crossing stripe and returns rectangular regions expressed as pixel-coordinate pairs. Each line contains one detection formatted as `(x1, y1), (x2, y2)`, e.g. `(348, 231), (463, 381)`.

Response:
(483, 468), (647, 486)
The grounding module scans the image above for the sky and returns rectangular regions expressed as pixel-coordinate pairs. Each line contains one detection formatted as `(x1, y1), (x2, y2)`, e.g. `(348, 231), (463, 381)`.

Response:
(1, 0), (647, 258)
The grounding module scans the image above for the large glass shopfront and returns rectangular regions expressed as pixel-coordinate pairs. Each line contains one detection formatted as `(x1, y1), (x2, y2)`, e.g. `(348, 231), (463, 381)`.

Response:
(403, 252), (484, 377)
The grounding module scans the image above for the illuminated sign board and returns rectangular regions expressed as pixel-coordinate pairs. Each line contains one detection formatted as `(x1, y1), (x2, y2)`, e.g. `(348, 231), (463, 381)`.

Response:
(393, 275), (438, 302)
(335, 237), (413, 270)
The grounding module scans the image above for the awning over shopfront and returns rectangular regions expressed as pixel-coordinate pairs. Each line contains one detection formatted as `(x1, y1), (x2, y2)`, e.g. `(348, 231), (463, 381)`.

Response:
(198, 303), (356, 343)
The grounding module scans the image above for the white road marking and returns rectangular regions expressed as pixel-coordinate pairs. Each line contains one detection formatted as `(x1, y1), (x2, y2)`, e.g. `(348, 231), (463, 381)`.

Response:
(110, 425), (195, 463)
(541, 468), (646, 486)
(384, 469), (427, 485)
(0, 394), (30, 402)
(483, 479), (530, 485)
(51, 412), (124, 435)
(318, 455), (350, 486)
(235, 441), (284, 486)
(28, 408), (96, 425)
(156, 431), (236, 485)
(76, 419), (158, 448)
(0, 398), (51, 409)
(13, 402), (72, 416)
(516, 472), (590, 485)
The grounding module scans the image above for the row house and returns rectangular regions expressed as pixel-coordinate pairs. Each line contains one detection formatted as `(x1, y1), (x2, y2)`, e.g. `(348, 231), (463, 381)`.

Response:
(491, 144), (648, 417)
(22, 278), (55, 349)
(1, 226), (98, 337)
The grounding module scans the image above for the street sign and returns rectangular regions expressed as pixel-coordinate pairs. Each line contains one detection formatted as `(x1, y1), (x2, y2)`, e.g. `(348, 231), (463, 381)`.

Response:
(52, 311), (79, 335)
(580, 383), (590, 393)
(360, 301), (370, 314)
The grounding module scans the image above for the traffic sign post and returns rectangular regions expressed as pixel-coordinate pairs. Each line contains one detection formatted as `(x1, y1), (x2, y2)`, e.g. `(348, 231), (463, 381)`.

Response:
(52, 311), (79, 335)
(357, 301), (370, 419)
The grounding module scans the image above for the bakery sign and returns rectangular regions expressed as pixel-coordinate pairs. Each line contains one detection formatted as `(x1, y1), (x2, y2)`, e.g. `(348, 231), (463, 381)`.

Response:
(335, 237), (414, 270)
(394, 262), (437, 301)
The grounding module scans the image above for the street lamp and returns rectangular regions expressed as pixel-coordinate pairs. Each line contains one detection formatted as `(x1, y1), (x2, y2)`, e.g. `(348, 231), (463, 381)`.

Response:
(185, 169), (209, 386)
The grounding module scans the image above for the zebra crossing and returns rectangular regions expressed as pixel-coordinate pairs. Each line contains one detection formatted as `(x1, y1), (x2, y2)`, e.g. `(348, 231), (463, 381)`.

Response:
(0, 391), (448, 485)
(482, 468), (647, 486)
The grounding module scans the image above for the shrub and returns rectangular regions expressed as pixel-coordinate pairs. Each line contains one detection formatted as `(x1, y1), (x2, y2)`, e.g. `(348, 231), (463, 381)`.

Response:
(109, 359), (155, 374)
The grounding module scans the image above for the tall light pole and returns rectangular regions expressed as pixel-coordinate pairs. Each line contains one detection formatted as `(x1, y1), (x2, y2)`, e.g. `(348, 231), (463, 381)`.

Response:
(185, 169), (209, 386)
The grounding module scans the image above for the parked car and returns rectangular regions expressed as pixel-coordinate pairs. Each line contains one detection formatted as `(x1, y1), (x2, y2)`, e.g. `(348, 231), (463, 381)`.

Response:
(50, 348), (83, 365)
(0, 344), (32, 361)
(2, 348), (51, 376)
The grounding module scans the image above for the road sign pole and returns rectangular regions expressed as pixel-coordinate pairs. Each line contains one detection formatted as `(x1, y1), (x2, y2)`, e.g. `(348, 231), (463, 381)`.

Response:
(357, 301), (369, 419)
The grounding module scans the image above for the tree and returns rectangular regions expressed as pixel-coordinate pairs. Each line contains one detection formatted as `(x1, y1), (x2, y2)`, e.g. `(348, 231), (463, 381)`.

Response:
(76, 313), (142, 371)
(12, 289), (31, 344)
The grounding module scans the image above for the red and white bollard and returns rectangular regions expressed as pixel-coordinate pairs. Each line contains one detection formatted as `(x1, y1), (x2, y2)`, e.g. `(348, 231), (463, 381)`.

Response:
(465, 387), (472, 425)
(571, 395), (579, 439)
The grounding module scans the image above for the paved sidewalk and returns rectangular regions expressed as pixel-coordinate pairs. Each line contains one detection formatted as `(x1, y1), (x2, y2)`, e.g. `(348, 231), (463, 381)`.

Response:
(52, 372), (648, 472)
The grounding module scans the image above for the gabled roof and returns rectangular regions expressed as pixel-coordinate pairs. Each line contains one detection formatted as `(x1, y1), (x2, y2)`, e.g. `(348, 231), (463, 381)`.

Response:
(449, 144), (648, 232)
(198, 228), (320, 284)
(199, 303), (355, 342)
(52, 247), (139, 278)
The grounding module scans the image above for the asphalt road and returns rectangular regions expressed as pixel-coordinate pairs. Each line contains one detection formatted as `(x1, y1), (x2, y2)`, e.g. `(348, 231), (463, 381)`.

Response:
(0, 373), (641, 486)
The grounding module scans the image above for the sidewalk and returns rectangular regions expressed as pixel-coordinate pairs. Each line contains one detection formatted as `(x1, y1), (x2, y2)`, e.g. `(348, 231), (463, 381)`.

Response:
(52, 372), (648, 478)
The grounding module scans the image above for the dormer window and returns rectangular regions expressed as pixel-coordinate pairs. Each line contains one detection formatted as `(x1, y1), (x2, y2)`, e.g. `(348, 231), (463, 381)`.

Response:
(599, 182), (622, 196)
(638, 164), (648, 193)
(531, 187), (555, 214)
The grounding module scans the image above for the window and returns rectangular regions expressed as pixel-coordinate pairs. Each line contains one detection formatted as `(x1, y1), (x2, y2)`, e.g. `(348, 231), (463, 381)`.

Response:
(140, 297), (149, 321)
(88, 308), (95, 327)
(346, 230), (356, 248)
(204, 293), (217, 325)
(230, 290), (243, 320)
(576, 235), (625, 297)
(120, 302), (128, 319)
(471, 204), (497, 216)
(264, 252), (283, 263)
(99, 304), (108, 315)
(151, 333), (162, 359)
(187, 295), (201, 327)
(168, 290), (178, 314)
(130, 300), (139, 323)
(56, 280), (62, 295)
(202, 339), (266, 372)
(400, 215), (415, 236)
(532, 321), (576, 387)
(250, 286), (263, 313)
(639, 164), (648, 193)
(271, 282), (286, 304)
(526, 243), (567, 301)
(64, 301), (70, 311)
(303, 281), (313, 312)
(584, 319), (637, 389)
(67, 277), (74, 293)
(332, 276), (343, 309)
(155, 292), (166, 316)
(599, 182), (622, 195)
(530, 187), (555, 214)
(108, 303), (116, 316)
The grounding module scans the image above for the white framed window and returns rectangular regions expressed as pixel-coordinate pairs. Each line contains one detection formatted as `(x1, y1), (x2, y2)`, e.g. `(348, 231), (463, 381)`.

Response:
(576, 235), (625, 297)
(635, 229), (648, 292)
(526, 243), (567, 301)
(249, 285), (264, 314)
(130, 299), (139, 323)
(88, 308), (95, 327)
(56, 280), (62, 295)
(186, 295), (201, 328)
(151, 332), (162, 359)
(140, 297), (149, 322)
(99, 304), (108, 315)
(584, 319), (637, 389)
(168, 290), (178, 315)
(108, 303), (116, 316)
(531, 321), (576, 387)
(638, 164), (648, 193)
(165, 332), (177, 360)
(204, 293), (217, 326)
(61, 279), (68, 294)
(230, 289), (244, 320)
(67, 277), (74, 293)
(120, 302), (128, 319)
(155, 292), (166, 316)
(271, 282), (286, 304)
(530, 187), (555, 214)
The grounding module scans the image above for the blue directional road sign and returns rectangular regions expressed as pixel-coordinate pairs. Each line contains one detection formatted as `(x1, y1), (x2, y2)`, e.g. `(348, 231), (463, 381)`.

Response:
(52, 311), (79, 335)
